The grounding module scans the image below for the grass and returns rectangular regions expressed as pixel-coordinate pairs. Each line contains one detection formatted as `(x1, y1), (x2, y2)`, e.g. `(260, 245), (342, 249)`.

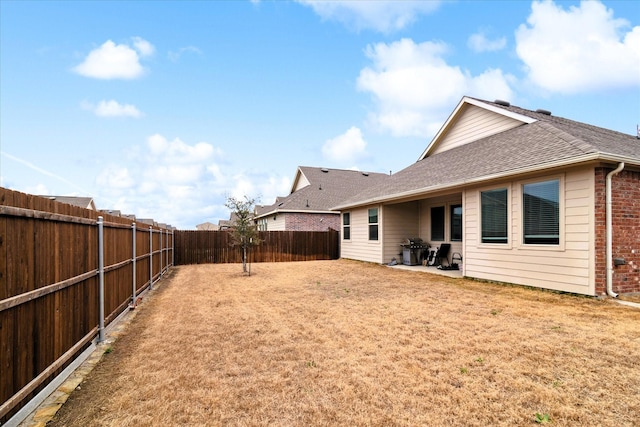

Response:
(50, 260), (640, 426)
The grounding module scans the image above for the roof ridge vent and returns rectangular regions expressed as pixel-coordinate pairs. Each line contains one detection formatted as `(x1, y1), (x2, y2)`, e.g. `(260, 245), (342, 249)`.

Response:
(494, 99), (510, 107)
(536, 108), (552, 116)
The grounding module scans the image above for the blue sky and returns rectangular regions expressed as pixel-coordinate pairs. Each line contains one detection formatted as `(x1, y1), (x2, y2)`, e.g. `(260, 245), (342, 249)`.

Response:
(1, 0), (638, 229)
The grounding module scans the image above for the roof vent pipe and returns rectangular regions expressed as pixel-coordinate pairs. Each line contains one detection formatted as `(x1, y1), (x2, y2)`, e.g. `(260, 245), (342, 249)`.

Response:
(606, 162), (625, 298)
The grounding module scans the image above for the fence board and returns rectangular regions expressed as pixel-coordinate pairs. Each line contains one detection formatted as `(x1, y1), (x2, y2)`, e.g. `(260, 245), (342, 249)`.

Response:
(174, 230), (339, 265)
(0, 187), (173, 423)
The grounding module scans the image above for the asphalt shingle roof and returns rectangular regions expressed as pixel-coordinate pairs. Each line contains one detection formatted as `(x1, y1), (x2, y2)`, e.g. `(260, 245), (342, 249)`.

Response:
(255, 167), (390, 217)
(336, 97), (640, 209)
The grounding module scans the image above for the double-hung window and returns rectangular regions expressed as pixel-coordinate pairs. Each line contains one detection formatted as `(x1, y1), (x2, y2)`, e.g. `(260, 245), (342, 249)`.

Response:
(523, 179), (559, 245)
(368, 208), (378, 241)
(481, 188), (508, 244)
(342, 212), (351, 240)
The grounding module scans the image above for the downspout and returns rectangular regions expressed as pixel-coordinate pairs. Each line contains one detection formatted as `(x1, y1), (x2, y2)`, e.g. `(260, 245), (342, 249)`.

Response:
(606, 162), (624, 298)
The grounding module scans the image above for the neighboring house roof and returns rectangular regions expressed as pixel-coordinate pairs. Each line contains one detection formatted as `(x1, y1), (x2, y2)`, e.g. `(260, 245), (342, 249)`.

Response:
(335, 96), (640, 210)
(137, 218), (157, 226)
(196, 222), (219, 231)
(100, 209), (121, 217)
(219, 212), (248, 229)
(42, 195), (96, 210)
(254, 166), (390, 219)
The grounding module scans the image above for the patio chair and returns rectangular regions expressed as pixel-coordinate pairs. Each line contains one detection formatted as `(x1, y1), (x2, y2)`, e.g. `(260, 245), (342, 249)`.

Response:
(433, 243), (451, 267)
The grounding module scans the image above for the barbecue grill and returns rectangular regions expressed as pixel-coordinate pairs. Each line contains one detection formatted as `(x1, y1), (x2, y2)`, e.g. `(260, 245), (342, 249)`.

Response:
(400, 238), (429, 266)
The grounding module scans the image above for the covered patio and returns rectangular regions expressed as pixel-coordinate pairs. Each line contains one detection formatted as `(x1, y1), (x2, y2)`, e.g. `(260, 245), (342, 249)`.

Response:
(388, 263), (463, 279)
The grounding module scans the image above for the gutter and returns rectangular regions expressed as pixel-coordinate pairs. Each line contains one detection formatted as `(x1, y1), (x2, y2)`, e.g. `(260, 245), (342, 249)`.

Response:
(253, 208), (338, 220)
(606, 162), (625, 298)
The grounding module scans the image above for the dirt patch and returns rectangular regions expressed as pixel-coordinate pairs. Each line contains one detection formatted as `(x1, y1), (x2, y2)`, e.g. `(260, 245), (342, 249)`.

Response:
(49, 260), (640, 426)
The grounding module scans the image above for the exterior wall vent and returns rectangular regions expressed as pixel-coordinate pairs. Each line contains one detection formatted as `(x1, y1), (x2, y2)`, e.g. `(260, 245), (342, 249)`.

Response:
(536, 109), (552, 115)
(494, 99), (510, 107)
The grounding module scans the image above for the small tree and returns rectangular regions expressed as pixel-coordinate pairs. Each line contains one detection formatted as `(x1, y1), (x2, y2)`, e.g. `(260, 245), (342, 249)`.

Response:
(224, 196), (261, 274)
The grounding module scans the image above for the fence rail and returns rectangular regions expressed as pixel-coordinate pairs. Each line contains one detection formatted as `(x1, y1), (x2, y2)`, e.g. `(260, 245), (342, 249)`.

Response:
(0, 188), (174, 425)
(174, 229), (340, 265)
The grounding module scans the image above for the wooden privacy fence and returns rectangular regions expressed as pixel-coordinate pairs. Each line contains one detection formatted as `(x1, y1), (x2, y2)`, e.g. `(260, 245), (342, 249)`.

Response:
(0, 188), (174, 425)
(174, 230), (340, 265)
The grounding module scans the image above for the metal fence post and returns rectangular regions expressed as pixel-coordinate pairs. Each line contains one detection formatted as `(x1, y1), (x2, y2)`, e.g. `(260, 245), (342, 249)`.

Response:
(149, 226), (153, 290)
(160, 227), (163, 275)
(132, 222), (136, 306)
(171, 229), (174, 266)
(97, 216), (105, 342)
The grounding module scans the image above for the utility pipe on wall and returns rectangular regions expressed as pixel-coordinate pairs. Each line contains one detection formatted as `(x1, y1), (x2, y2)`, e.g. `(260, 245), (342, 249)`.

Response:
(606, 162), (624, 298)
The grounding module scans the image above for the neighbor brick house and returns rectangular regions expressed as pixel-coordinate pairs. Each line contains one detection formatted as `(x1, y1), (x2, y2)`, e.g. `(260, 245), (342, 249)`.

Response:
(254, 166), (389, 232)
(334, 96), (640, 297)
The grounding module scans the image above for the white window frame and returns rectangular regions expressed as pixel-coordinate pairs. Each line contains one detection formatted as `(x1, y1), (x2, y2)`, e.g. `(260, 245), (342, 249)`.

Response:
(518, 175), (564, 250)
(478, 185), (512, 249)
(342, 212), (351, 241)
(368, 208), (379, 241)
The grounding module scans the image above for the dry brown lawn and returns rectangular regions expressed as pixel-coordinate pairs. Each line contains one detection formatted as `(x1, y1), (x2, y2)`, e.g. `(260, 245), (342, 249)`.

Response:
(49, 260), (640, 426)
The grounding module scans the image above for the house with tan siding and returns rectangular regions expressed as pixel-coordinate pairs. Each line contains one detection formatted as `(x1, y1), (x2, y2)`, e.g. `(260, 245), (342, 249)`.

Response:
(254, 166), (389, 232)
(334, 96), (640, 297)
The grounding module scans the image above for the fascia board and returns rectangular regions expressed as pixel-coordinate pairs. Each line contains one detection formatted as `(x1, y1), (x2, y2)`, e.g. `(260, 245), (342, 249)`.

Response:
(255, 208), (339, 218)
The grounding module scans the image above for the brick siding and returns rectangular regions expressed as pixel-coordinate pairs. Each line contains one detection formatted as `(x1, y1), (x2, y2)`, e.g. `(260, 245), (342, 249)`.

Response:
(594, 168), (640, 295)
(284, 212), (340, 232)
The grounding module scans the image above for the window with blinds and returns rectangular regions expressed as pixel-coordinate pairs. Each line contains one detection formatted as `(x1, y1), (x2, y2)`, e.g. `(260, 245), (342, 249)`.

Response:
(523, 179), (559, 245)
(481, 188), (508, 244)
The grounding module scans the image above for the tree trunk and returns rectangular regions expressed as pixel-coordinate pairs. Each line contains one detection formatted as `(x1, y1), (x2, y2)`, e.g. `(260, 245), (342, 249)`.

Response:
(242, 245), (247, 273)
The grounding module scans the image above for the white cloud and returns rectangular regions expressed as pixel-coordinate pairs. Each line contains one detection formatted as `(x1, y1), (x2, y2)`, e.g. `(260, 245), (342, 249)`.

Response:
(73, 37), (154, 79)
(82, 100), (143, 118)
(357, 38), (514, 138)
(132, 36), (155, 57)
(322, 127), (368, 164)
(515, 0), (640, 94)
(95, 134), (226, 227)
(168, 46), (203, 62)
(147, 134), (216, 163)
(96, 166), (134, 189)
(468, 30), (507, 52)
(94, 134), (291, 229)
(296, 0), (441, 33)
